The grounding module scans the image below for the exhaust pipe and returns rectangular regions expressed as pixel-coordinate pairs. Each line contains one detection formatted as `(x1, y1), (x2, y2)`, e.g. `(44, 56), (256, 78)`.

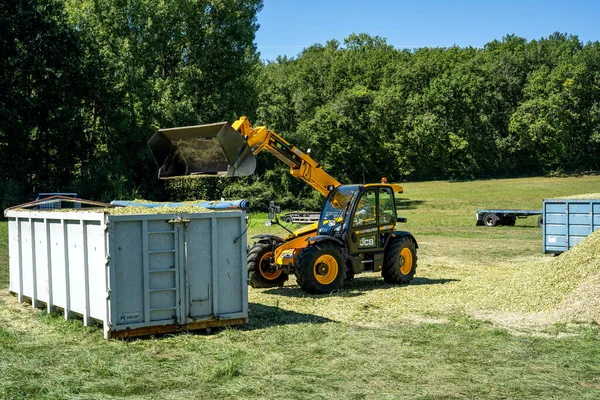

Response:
(148, 122), (256, 179)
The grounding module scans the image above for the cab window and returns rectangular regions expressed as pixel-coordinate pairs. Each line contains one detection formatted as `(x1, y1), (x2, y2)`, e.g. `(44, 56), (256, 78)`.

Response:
(378, 188), (396, 224)
(352, 190), (377, 227)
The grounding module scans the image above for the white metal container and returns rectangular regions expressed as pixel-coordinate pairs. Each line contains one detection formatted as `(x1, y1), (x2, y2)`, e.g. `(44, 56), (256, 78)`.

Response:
(6, 209), (248, 338)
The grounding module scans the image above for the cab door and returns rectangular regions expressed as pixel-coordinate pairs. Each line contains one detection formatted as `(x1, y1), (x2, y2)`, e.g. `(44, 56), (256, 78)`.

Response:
(377, 186), (397, 238)
(348, 189), (380, 254)
(347, 187), (397, 255)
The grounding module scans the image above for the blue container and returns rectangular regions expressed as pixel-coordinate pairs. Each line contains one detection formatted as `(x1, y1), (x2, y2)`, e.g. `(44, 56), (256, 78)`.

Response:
(543, 198), (600, 254)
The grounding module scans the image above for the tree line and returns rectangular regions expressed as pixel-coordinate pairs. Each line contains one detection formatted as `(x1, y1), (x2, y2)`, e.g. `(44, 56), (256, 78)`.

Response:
(2, 0), (599, 211)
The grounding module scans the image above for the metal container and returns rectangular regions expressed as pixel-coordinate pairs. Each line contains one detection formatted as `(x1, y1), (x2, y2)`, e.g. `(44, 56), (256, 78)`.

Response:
(6, 209), (248, 338)
(543, 198), (600, 254)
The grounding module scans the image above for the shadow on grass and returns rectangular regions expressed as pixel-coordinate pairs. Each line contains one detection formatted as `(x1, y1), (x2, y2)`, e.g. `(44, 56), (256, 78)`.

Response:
(476, 224), (542, 231)
(246, 302), (333, 330)
(514, 224), (543, 229)
(397, 198), (426, 210)
(261, 276), (459, 299)
(411, 277), (460, 285)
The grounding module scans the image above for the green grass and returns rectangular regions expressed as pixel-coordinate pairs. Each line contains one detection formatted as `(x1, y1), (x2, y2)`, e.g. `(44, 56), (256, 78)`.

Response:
(2, 175), (600, 399)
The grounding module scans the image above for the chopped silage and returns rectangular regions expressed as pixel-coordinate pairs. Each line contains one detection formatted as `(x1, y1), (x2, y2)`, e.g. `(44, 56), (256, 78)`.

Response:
(106, 199), (227, 214)
(7, 198), (235, 215)
(485, 228), (600, 313)
(107, 205), (213, 214)
(467, 229), (600, 328)
(250, 230), (600, 332)
(8, 206), (216, 214)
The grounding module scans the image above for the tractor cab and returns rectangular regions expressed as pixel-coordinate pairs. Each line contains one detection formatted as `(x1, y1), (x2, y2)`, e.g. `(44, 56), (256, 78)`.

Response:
(316, 183), (404, 275)
(316, 185), (359, 236)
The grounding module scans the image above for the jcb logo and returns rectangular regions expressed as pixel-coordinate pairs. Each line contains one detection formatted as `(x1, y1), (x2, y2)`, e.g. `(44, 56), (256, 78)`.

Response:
(359, 236), (376, 248)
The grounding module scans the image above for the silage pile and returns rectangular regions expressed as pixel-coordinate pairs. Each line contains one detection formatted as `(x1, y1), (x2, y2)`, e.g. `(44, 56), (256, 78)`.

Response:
(474, 228), (600, 326)
(554, 230), (600, 321)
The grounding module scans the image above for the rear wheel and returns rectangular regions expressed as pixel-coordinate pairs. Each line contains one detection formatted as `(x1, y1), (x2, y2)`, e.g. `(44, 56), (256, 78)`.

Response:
(296, 242), (345, 294)
(382, 237), (417, 284)
(284, 216), (293, 223)
(537, 215), (544, 227)
(247, 242), (288, 288)
(483, 213), (499, 227)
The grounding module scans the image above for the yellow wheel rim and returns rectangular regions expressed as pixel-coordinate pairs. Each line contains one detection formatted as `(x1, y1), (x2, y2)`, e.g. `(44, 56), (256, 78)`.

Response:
(314, 254), (338, 285)
(399, 248), (413, 275)
(259, 251), (282, 280)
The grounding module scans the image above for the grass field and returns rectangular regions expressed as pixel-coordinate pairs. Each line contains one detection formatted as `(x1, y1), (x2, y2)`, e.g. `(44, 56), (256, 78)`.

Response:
(1, 175), (600, 399)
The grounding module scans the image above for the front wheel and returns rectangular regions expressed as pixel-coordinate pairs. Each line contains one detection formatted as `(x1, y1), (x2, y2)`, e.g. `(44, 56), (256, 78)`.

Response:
(382, 237), (417, 284)
(247, 242), (288, 288)
(295, 242), (345, 294)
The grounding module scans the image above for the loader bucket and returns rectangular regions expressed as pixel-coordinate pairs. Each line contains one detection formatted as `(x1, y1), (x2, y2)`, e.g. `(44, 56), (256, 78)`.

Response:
(148, 122), (256, 179)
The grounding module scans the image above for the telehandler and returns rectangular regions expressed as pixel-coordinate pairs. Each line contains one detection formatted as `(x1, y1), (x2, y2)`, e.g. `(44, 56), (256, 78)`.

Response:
(148, 117), (418, 294)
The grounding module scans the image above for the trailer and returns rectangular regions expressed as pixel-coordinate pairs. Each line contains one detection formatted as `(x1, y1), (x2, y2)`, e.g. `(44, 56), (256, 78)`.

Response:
(543, 197), (600, 255)
(476, 209), (543, 227)
(282, 211), (320, 224)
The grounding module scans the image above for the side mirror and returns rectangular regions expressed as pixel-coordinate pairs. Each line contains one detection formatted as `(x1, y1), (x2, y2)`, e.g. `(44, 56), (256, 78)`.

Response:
(265, 220), (272, 227)
(267, 201), (281, 220)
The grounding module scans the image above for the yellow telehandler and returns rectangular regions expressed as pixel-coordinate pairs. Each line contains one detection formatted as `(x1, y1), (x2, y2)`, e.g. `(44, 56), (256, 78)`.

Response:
(148, 117), (418, 294)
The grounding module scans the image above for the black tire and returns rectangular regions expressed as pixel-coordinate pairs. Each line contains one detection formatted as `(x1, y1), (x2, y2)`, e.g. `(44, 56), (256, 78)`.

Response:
(295, 242), (345, 294)
(247, 242), (288, 288)
(284, 216), (293, 223)
(382, 236), (417, 284)
(537, 215), (544, 228)
(483, 213), (499, 227)
(504, 217), (516, 226)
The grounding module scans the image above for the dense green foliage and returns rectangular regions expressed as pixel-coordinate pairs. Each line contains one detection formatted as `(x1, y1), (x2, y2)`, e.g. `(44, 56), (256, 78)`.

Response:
(1, 1), (599, 210)
(1, 0), (262, 209)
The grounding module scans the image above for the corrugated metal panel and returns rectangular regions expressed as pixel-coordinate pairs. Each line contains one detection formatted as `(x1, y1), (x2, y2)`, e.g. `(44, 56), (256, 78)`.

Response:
(7, 209), (248, 339)
(543, 199), (600, 254)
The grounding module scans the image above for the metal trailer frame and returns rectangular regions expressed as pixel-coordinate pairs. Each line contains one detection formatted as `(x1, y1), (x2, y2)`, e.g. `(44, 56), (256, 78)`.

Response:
(476, 209), (543, 227)
(282, 211), (320, 224)
(7, 209), (248, 339)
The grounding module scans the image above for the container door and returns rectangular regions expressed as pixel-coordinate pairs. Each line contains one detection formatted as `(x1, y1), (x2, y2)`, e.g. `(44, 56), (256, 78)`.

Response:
(183, 214), (247, 322)
(184, 218), (214, 318)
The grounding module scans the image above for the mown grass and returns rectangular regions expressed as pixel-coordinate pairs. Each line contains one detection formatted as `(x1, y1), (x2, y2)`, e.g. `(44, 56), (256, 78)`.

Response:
(2, 175), (600, 399)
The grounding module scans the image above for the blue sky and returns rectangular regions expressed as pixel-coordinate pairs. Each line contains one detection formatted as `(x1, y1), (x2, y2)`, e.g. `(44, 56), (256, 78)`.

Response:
(255, 0), (600, 61)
